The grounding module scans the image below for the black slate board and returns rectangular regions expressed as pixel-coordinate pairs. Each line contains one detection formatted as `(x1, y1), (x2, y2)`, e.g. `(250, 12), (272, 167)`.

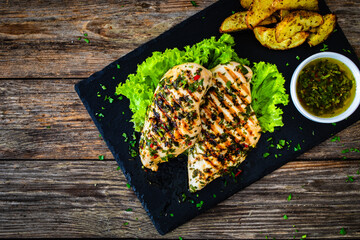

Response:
(75, 0), (360, 235)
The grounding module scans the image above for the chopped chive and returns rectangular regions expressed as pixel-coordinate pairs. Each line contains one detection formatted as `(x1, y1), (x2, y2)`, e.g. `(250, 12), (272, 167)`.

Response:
(83, 38), (90, 43)
(116, 64), (120, 69)
(331, 136), (341, 142)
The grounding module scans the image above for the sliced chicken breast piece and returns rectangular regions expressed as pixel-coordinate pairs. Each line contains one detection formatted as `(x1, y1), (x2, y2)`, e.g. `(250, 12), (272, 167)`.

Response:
(188, 62), (261, 192)
(139, 63), (212, 171)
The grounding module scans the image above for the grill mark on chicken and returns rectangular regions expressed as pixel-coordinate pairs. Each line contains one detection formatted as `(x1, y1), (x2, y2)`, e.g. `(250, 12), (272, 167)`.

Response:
(188, 62), (261, 192)
(140, 63), (212, 171)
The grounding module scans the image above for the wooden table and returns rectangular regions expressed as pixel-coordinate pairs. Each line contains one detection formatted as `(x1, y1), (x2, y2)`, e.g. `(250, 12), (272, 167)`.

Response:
(1, 0), (360, 238)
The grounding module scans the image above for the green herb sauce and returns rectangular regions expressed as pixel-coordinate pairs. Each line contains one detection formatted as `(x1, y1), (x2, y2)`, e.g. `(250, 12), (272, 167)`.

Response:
(296, 58), (355, 117)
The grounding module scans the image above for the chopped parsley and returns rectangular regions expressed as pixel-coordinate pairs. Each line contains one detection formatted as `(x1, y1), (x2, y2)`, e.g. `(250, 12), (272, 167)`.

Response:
(116, 64), (121, 69)
(294, 143), (301, 152)
(213, 194), (217, 198)
(196, 200), (204, 209)
(126, 183), (131, 189)
(98, 155), (104, 160)
(170, 213), (174, 217)
(263, 152), (270, 158)
(346, 175), (354, 182)
(116, 166), (121, 171)
(301, 234), (307, 239)
(100, 84), (106, 90)
(331, 136), (341, 142)
(125, 208), (132, 212)
(339, 227), (347, 235)
(122, 132), (128, 142)
(296, 56), (300, 60)
(283, 214), (288, 220)
(226, 80), (231, 89)
(332, 123), (337, 126)
(287, 194), (292, 201)
(320, 43), (328, 52)
(190, 1), (198, 6)
(123, 222), (129, 226)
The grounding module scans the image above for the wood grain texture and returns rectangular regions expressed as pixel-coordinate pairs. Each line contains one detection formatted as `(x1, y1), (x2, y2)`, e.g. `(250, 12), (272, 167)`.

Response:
(1, 79), (360, 160)
(0, 160), (359, 238)
(0, 0), (359, 78)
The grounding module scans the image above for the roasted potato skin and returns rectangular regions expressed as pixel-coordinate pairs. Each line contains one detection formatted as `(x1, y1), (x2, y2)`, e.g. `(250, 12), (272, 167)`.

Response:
(254, 26), (309, 50)
(307, 14), (337, 47)
(246, 0), (277, 29)
(220, 11), (277, 33)
(240, 0), (253, 9)
(275, 10), (323, 42)
(274, 0), (319, 11)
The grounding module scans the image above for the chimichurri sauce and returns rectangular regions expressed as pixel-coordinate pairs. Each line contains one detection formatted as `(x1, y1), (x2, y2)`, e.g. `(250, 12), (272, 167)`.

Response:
(297, 58), (355, 117)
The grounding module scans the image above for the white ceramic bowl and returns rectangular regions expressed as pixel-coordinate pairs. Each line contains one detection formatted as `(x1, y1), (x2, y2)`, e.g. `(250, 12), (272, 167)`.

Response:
(290, 52), (360, 123)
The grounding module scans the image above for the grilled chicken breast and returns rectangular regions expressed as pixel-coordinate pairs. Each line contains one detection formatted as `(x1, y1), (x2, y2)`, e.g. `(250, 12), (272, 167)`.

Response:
(139, 63), (212, 171)
(188, 62), (261, 192)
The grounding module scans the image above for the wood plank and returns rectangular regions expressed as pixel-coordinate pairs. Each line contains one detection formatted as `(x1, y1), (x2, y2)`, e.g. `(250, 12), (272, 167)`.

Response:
(1, 79), (360, 159)
(0, 0), (359, 78)
(0, 160), (359, 238)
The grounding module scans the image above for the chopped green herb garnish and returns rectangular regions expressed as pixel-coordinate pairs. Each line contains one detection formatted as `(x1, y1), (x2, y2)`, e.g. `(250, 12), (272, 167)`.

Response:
(213, 194), (217, 198)
(287, 194), (292, 201)
(332, 123), (336, 126)
(331, 136), (341, 142)
(299, 126), (303, 130)
(123, 222), (129, 226)
(263, 152), (270, 158)
(97, 92), (101, 97)
(226, 80), (231, 89)
(179, 237), (183, 240)
(100, 84), (106, 90)
(296, 56), (300, 60)
(346, 175), (354, 182)
(98, 155), (104, 160)
(196, 200), (204, 209)
(302, 234), (307, 239)
(283, 214), (288, 219)
(294, 143), (301, 152)
(122, 132), (128, 142)
(116, 166), (121, 171)
(125, 208), (132, 212)
(190, 1), (198, 6)
(357, 170), (360, 175)
(126, 183), (131, 189)
(170, 213), (174, 217)
(84, 33), (88, 37)
(286, 62), (289, 66)
(320, 43), (328, 52)
(342, 149), (350, 154)
(267, 137), (273, 142)
(83, 38), (90, 43)
(116, 64), (120, 69)
(340, 227), (347, 235)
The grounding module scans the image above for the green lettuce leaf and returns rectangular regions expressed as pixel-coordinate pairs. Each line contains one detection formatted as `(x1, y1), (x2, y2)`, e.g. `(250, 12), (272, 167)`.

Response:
(251, 61), (289, 133)
(115, 34), (249, 132)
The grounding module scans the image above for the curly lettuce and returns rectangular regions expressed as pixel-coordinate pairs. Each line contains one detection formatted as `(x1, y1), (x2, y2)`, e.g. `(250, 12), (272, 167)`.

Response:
(251, 62), (289, 133)
(115, 34), (249, 132)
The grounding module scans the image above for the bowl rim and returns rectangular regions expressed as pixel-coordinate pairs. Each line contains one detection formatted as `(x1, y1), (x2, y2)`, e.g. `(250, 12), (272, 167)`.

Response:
(290, 52), (360, 123)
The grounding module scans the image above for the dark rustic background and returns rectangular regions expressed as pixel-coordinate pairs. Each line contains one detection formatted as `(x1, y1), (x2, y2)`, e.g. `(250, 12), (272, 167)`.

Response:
(0, 0), (359, 238)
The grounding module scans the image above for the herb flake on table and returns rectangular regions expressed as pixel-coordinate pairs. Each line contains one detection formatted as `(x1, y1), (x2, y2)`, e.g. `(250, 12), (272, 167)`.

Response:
(98, 155), (104, 160)
(126, 183), (131, 189)
(287, 194), (292, 201)
(283, 214), (288, 219)
(190, 1), (198, 7)
(340, 227), (347, 235)
(346, 175), (354, 182)
(125, 208), (133, 212)
(331, 136), (341, 142)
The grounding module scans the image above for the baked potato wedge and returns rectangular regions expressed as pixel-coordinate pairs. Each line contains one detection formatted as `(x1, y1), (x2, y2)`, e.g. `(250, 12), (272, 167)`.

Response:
(220, 11), (277, 33)
(278, 9), (290, 20)
(275, 10), (323, 42)
(240, 0), (253, 9)
(307, 14), (337, 47)
(246, 0), (278, 29)
(274, 0), (319, 11)
(254, 26), (309, 50)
